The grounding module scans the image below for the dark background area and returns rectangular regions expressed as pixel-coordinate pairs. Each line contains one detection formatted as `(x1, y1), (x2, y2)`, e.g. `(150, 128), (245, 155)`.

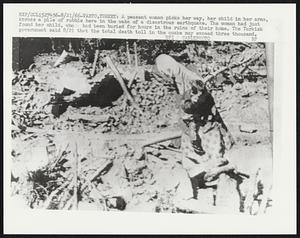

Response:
(12, 37), (241, 71)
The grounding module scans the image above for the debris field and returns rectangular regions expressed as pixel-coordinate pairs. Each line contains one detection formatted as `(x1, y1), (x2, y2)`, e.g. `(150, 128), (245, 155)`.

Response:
(11, 40), (272, 214)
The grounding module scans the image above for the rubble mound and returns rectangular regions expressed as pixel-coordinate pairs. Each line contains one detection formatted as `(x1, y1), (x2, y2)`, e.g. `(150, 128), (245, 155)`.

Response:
(11, 41), (272, 214)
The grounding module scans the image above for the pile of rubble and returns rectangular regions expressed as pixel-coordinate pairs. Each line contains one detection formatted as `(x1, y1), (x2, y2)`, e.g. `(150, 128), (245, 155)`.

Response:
(12, 53), (181, 137)
(12, 64), (52, 139)
(11, 42), (272, 214)
(11, 131), (188, 212)
(61, 76), (179, 134)
(10, 52), (182, 211)
(211, 79), (270, 146)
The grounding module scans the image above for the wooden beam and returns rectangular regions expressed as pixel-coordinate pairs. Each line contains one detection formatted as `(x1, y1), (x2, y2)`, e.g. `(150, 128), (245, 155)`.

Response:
(91, 49), (99, 77)
(134, 41), (138, 68)
(126, 41), (131, 65)
(105, 56), (142, 113)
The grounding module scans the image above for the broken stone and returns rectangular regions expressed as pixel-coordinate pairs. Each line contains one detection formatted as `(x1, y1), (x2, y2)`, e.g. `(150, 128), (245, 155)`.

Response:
(124, 158), (146, 176)
(105, 196), (127, 211)
(133, 179), (145, 187)
(148, 148), (161, 157)
(241, 81), (257, 97)
(28, 63), (36, 71)
(239, 124), (258, 133)
(116, 144), (129, 157)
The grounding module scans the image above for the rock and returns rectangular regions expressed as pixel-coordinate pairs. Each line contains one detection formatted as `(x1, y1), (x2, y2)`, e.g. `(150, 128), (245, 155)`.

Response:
(27, 74), (35, 80)
(124, 159), (146, 176)
(133, 148), (145, 161)
(148, 148), (161, 157)
(241, 81), (257, 97)
(115, 144), (129, 157)
(12, 74), (20, 85)
(81, 68), (90, 75)
(239, 124), (258, 133)
(105, 196), (127, 210)
(28, 63), (36, 70)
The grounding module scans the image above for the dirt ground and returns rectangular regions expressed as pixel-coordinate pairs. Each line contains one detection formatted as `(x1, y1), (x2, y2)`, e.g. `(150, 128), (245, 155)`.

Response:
(10, 42), (273, 214)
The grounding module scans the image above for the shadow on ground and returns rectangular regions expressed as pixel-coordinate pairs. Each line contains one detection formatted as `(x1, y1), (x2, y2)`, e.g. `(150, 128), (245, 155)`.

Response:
(51, 75), (123, 117)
